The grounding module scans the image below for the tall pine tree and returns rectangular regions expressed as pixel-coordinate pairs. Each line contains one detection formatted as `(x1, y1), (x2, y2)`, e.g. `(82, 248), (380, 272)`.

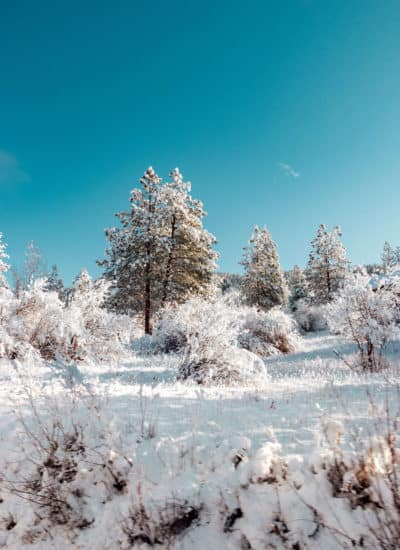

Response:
(241, 226), (288, 311)
(99, 167), (217, 333)
(306, 224), (349, 304)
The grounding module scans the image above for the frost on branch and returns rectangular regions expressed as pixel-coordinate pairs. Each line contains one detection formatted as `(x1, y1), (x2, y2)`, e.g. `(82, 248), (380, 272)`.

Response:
(327, 269), (400, 370)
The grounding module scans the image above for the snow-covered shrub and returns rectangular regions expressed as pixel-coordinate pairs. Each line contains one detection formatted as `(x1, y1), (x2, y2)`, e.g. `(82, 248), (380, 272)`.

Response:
(156, 296), (266, 384)
(12, 279), (76, 360)
(0, 272), (134, 365)
(122, 489), (201, 547)
(327, 271), (400, 371)
(294, 299), (328, 332)
(150, 305), (189, 354)
(238, 307), (301, 357)
(67, 270), (134, 363)
(179, 346), (266, 385)
(0, 286), (20, 359)
(310, 413), (400, 548)
(5, 381), (132, 541)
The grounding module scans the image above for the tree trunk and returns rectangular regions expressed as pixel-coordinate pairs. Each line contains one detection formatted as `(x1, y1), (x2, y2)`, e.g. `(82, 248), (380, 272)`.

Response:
(144, 239), (152, 334)
(325, 256), (332, 301)
(367, 339), (374, 371)
(144, 270), (152, 334)
(161, 214), (176, 306)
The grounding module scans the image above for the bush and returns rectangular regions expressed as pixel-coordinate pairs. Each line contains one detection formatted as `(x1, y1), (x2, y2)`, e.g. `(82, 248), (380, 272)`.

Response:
(238, 307), (301, 357)
(4, 382), (133, 542)
(148, 297), (301, 384)
(0, 277), (134, 365)
(326, 272), (399, 371)
(294, 299), (328, 332)
(151, 296), (266, 384)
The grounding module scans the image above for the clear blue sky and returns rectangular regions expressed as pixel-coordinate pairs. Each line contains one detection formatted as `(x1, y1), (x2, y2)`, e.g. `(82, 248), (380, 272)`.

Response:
(1, 0), (400, 284)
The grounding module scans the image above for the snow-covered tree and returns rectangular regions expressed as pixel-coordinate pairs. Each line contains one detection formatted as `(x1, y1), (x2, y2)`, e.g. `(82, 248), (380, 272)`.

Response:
(99, 166), (217, 334)
(44, 264), (65, 300)
(395, 246), (400, 265)
(381, 241), (395, 273)
(306, 224), (349, 304)
(327, 271), (400, 371)
(98, 167), (166, 334)
(381, 241), (399, 273)
(219, 273), (243, 294)
(68, 269), (133, 362)
(288, 265), (308, 311)
(0, 232), (9, 287)
(13, 241), (47, 294)
(241, 226), (288, 311)
(159, 168), (218, 306)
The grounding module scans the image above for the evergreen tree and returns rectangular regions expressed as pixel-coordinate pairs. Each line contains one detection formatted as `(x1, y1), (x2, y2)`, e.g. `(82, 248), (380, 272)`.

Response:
(288, 265), (307, 310)
(380, 241), (400, 272)
(98, 167), (217, 334)
(44, 264), (65, 300)
(306, 224), (349, 304)
(21, 241), (47, 289)
(241, 226), (288, 311)
(0, 232), (9, 287)
(159, 168), (218, 305)
(68, 268), (92, 307)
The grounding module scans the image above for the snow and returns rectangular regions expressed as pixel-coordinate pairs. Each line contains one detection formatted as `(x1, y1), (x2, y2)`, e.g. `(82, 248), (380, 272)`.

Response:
(0, 331), (399, 547)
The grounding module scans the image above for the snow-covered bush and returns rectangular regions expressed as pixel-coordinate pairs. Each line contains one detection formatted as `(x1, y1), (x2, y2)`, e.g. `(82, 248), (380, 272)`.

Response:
(122, 491), (201, 547)
(238, 307), (301, 357)
(11, 279), (76, 360)
(4, 381), (133, 542)
(152, 296), (266, 384)
(294, 299), (328, 332)
(67, 270), (134, 363)
(0, 271), (134, 365)
(149, 296), (302, 383)
(327, 271), (400, 371)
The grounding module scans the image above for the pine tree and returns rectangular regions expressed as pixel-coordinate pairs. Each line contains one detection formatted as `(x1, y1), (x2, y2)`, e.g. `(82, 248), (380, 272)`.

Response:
(160, 168), (218, 305)
(22, 241), (47, 289)
(241, 226), (288, 311)
(70, 268), (92, 303)
(44, 264), (65, 300)
(99, 167), (218, 334)
(381, 241), (396, 272)
(306, 224), (349, 304)
(288, 265), (307, 310)
(0, 232), (10, 287)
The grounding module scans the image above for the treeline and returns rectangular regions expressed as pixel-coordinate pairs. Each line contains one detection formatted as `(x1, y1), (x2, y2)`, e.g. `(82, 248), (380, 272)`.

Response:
(0, 166), (398, 369)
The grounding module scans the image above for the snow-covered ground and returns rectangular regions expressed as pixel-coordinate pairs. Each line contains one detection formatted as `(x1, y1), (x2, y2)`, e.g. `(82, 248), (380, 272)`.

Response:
(0, 332), (399, 548)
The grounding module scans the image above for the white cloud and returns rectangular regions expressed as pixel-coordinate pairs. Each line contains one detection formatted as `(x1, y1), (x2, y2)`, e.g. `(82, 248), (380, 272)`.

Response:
(278, 162), (300, 178)
(0, 150), (30, 184)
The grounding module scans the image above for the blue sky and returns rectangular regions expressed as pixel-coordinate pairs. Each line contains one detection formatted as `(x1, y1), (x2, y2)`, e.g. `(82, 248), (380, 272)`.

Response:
(1, 0), (400, 283)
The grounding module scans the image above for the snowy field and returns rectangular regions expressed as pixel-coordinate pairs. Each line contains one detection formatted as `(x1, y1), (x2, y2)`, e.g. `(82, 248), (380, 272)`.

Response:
(0, 332), (399, 549)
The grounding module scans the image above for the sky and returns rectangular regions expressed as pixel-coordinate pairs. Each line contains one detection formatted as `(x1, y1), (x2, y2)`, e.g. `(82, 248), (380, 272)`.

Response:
(1, 0), (400, 284)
